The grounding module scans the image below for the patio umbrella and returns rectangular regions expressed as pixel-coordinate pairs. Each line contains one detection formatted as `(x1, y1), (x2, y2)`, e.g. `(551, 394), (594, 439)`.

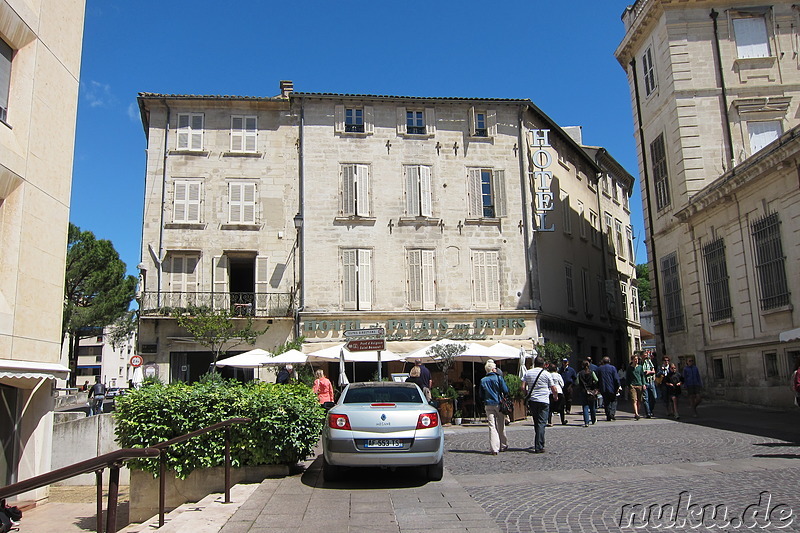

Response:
(308, 343), (403, 362)
(338, 348), (349, 388)
(216, 348), (273, 368)
(263, 350), (308, 365)
(518, 347), (528, 379)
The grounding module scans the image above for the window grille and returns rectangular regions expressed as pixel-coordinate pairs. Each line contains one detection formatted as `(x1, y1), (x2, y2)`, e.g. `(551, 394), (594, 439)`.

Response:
(750, 212), (790, 310)
(650, 134), (670, 210)
(661, 252), (685, 332)
(702, 238), (732, 321)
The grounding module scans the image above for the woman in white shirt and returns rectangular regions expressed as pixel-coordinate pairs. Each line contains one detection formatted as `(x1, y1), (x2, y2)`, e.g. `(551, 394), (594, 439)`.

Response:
(547, 363), (566, 426)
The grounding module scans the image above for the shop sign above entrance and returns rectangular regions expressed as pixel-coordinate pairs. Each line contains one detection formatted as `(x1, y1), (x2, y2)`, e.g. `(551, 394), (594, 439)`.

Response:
(346, 338), (386, 352)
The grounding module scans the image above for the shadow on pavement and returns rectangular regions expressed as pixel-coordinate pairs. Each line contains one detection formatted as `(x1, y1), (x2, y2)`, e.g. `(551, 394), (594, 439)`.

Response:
(301, 455), (430, 490)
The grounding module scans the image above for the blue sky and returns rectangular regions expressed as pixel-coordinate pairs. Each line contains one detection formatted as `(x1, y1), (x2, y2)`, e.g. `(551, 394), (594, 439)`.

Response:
(71, 0), (642, 277)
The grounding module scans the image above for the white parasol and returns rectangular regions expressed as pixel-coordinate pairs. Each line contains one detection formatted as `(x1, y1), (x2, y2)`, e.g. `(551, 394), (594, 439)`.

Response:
(216, 348), (273, 368)
(264, 349), (309, 365)
(338, 348), (350, 387)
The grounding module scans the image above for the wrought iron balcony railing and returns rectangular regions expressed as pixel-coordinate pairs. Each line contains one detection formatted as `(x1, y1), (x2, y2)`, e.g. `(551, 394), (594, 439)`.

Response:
(139, 291), (296, 318)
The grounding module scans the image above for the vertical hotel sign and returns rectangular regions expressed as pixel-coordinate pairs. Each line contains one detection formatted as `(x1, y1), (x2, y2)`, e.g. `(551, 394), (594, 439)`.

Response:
(530, 129), (555, 232)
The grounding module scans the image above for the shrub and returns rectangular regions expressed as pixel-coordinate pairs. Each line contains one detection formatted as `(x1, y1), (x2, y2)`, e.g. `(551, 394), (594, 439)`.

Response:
(504, 374), (524, 400)
(114, 378), (325, 478)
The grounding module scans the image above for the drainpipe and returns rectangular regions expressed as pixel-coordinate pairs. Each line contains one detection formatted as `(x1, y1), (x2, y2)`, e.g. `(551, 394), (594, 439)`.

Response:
(711, 9), (735, 170)
(517, 105), (536, 308)
(294, 98), (305, 340)
(157, 99), (170, 306)
(630, 57), (667, 354)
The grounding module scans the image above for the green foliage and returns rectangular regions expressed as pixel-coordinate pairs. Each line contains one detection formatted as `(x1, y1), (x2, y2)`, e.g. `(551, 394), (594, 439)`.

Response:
(106, 310), (138, 350)
(114, 378), (325, 478)
(430, 386), (442, 399)
(426, 343), (466, 390)
(536, 341), (573, 367)
(636, 263), (651, 310)
(504, 374), (524, 400)
(273, 337), (305, 355)
(174, 307), (269, 371)
(445, 385), (458, 400)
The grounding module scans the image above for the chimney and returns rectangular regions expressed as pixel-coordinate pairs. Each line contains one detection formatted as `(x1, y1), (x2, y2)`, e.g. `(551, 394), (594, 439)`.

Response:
(280, 80), (294, 98)
(562, 126), (583, 146)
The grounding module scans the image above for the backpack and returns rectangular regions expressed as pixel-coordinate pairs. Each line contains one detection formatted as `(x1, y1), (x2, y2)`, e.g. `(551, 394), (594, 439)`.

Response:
(0, 503), (22, 532)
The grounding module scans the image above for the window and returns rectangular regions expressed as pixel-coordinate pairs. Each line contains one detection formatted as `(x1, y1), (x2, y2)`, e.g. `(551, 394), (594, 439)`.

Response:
(172, 180), (201, 223)
(601, 175), (610, 196)
(623, 189), (630, 211)
(165, 253), (199, 307)
(748, 121), (781, 155)
(703, 238), (732, 321)
(404, 165), (432, 217)
(472, 250), (500, 309)
(565, 263), (575, 310)
(561, 192), (571, 235)
(0, 38), (12, 123)
(661, 252), (685, 332)
(397, 107), (435, 136)
(341, 164), (371, 217)
(615, 219), (624, 257)
(612, 179), (620, 203)
(620, 282), (628, 319)
(631, 286), (640, 321)
(589, 210), (600, 247)
(642, 46), (657, 96)
(469, 108), (496, 137)
(334, 105), (374, 134)
(597, 276), (607, 318)
(626, 226), (635, 262)
(750, 212), (790, 310)
(733, 15), (770, 59)
(582, 268), (591, 315)
(650, 133), (671, 210)
(764, 352), (779, 378)
(177, 113), (204, 151)
(787, 351), (800, 379)
(468, 168), (506, 218)
(408, 249), (435, 310)
(230, 115), (257, 152)
(712, 357), (725, 380)
(604, 213), (614, 254)
(228, 181), (257, 224)
(578, 201), (587, 239)
(342, 249), (372, 311)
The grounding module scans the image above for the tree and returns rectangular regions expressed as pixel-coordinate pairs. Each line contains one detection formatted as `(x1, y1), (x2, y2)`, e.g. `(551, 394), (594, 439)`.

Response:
(426, 342), (466, 391)
(535, 341), (573, 367)
(175, 307), (269, 372)
(106, 310), (138, 350)
(63, 223), (137, 386)
(636, 263), (651, 310)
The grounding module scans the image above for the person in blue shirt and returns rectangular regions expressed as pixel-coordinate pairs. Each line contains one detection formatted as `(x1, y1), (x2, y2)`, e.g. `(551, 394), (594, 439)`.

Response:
(559, 358), (577, 414)
(480, 361), (509, 455)
(596, 357), (621, 421)
(682, 356), (703, 417)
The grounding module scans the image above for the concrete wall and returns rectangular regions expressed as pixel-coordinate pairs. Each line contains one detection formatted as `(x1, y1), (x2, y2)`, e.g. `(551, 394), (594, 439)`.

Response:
(51, 413), (129, 485)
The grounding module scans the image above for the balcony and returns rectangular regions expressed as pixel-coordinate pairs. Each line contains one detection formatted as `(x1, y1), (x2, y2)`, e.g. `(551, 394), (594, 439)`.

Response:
(139, 291), (296, 318)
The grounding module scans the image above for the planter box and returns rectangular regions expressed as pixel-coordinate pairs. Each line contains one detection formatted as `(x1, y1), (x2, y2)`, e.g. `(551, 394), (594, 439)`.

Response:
(511, 399), (528, 421)
(130, 464), (288, 523)
(436, 398), (454, 424)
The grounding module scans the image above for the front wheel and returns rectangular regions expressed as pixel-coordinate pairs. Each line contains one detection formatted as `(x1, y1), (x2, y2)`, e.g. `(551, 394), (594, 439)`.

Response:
(322, 457), (342, 482)
(426, 458), (444, 481)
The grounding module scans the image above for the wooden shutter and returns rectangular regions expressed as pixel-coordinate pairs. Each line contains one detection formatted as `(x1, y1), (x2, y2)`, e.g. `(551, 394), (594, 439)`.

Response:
(486, 251), (499, 307)
(396, 107), (407, 135)
(419, 166), (432, 217)
(405, 166), (420, 216)
(342, 165), (356, 215)
(468, 106), (476, 136)
(425, 108), (436, 135)
(229, 182), (243, 223)
(177, 114), (190, 149)
(244, 116), (257, 152)
(364, 106), (374, 134)
(187, 181), (201, 223)
(334, 105), (345, 134)
(472, 251), (486, 308)
(168, 255), (185, 293)
(342, 249), (357, 310)
(242, 182), (256, 223)
(421, 250), (435, 310)
(468, 169), (482, 217)
(408, 249), (422, 309)
(190, 114), (203, 151)
(255, 256), (269, 312)
(231, 116), (244, 151)
(493, 170), (506, 217)
(213, 255), (228, 295)
(173, 181), (187, 222)
(355, 164), (370, 217)
(487, 110), (497, 137)
(358, 249), (372, 310)
(185, 255), (199, 293)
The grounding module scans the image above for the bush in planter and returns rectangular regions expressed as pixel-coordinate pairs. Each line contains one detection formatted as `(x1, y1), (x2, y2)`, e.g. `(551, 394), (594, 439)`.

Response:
(504, 374), (525, 400)
(114, 376), (325, 478)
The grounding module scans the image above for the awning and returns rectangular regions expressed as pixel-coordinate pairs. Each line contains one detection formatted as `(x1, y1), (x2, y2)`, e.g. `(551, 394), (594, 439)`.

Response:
(779, 327), (800, 342)
(0, 360), (71, 380)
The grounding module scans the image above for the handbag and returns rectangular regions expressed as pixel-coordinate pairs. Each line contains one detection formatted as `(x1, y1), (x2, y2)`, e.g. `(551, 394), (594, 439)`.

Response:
(499, 393), (513, 415)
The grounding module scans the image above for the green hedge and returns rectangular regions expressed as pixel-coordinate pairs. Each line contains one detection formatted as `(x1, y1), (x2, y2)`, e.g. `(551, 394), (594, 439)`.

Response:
(113, 378), (325, 478)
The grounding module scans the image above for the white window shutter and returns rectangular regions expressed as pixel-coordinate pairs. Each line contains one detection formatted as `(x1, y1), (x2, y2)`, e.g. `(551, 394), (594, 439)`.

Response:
(169, 255), (185, 293)
(173, 181), (187, 222)
(242, 183), (256, 223)
(334, 105), (345, 134)
(472, 251), (486, 308)
(231, 116), (244, 151)
(185, 255), (199, 293)
(255, 256), (269, 294)
(187, 182), (201, 223)
(244, 116), (257, 152)
(493, 170), (506, 217)
(190, 114), (203, 151)
(468, 169), (482, 217)
(356, 164), (370, 217)
(229, 183), (243, 223)
(405, 166), (420, 216)
(748, 121), (781, 154)
(486, 251), (500, 306)
(358, 249), (372, 310)
(342, 250), (357, 310)
(425, 108), (436, 135)
(213, 255), (229, 296)
(422, 250), (435, 310)
(397, 107), (407, 135)
(487, 110), (497, 137)
(408, 249), (422, 309)
(342, 165), (356, 215)
(734, 17), (770, 58)
(177, 114), (190, 150)
(420, 166), (432, 217)
(364, 106), (374, 134)
(468, 106), (476, 136)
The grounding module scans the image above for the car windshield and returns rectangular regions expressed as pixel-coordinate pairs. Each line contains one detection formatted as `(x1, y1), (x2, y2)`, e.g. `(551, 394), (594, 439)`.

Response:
(343, 386), (423, 404)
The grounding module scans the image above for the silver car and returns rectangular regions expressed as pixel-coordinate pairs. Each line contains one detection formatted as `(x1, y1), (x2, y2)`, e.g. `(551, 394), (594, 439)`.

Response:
(322, 382), (444, 481)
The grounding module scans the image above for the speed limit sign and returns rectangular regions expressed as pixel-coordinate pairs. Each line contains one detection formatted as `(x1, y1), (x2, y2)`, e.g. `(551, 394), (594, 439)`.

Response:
(129, 355), (144, 367)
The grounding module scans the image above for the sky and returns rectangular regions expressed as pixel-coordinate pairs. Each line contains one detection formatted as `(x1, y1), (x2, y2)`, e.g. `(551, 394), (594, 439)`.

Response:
(71, 0), (643, 277)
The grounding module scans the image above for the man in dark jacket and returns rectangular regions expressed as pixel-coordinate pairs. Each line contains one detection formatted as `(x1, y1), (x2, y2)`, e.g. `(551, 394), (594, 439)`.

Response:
(596, 357), (620, 421)
(88, 376), (106, 416)
(559, 358), (577, 414)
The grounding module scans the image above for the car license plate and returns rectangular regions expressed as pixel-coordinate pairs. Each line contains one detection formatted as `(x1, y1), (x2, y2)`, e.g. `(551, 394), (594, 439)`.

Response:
(365, 439), (403, 448)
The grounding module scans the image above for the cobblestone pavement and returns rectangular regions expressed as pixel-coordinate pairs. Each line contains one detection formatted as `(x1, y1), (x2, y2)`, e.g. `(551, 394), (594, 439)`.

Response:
(445, 411), (800, 532)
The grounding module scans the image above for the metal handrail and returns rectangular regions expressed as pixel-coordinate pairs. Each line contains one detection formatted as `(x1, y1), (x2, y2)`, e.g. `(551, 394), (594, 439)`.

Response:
(0, 447), (160, 533)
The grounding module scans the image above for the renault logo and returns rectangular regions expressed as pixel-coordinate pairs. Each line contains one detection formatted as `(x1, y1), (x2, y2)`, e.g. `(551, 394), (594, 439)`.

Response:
(380, 414), (387, 421)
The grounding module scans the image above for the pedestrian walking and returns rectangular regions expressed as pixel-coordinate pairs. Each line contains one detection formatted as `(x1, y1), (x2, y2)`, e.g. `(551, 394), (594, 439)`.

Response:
(312, 369), (334, 404)
(547, 363), (566, 426)
(522, 357), (559, 453)
(596, 357), (620, 421)
(559, 358), (577, 414)
(792, 357), (800, 407)
(87, 376), (106, 416)
(480, 361), (509, 455)
(641, 352), (657, 418)
(406, 366), (431, 401)
(618, 362), (629, 401)
(657, 355), (672, 416)
(414, 358), (433, 389)
(682, 357), (703, 417)
(626, 355), (645, 420)
(665, 363), (683, 418)
(576, 361), (599, 426)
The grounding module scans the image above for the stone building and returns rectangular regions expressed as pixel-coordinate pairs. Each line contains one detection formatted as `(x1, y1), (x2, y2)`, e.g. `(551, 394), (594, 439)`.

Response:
(136, 83), (640, 382)
(0, 0), (85, 500)
(616, 0), (800, 406)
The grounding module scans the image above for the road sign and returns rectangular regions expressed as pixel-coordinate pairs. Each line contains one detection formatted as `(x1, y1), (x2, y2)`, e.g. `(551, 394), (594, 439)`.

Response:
(343, 328), (385, 338)
(129, 355), (144, 367)
(346, 338), (386, 352)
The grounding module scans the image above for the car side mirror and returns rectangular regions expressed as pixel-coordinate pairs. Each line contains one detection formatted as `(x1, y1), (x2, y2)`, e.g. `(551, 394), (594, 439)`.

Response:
(322, 401), (336, 410)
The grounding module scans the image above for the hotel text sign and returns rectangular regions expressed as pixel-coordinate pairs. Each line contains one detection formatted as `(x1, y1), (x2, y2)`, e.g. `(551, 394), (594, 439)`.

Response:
(303, 317), (526, 341)
(530, 129), (555, 232)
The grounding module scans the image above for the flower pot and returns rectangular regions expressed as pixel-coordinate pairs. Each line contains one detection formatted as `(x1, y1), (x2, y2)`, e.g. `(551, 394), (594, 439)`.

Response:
(511, 398), (528, 421)
(453, 417), (462, 425)
(436, 397), (454, 424)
